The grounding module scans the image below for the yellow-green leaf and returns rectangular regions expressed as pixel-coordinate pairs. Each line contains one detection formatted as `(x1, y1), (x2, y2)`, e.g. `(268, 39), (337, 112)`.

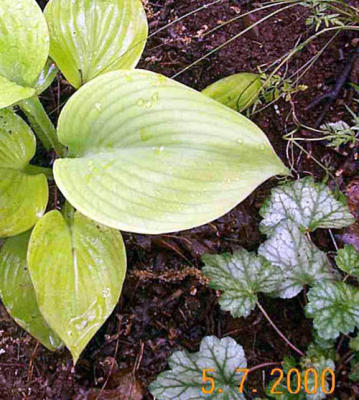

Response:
(0, 232), (62, 350)
(0, 109), (48, 237)
(202, 73), (262, 112)
(27, 210), (127, 363)
(0, 0), (49, 107)
(44, 0), (148, 88)
(0, 76), (35, 109)
(54, 69), (288, 234)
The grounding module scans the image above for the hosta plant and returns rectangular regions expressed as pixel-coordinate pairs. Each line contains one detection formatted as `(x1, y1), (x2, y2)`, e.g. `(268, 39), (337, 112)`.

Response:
(0, 0), (288, 362)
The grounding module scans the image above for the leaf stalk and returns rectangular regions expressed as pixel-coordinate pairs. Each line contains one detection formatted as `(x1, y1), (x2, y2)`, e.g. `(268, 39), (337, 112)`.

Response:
(256, 301), (305, 357)
(19, 96), (65, 156)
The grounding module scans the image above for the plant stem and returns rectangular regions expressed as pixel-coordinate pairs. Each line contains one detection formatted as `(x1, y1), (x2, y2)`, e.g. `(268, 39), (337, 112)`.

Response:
(248, 361), (282, 374)
(19, 96), (65, 156)
(24, 164), (54, 179)
(256, 301), (305, 357)
(62, 201), (75, 225)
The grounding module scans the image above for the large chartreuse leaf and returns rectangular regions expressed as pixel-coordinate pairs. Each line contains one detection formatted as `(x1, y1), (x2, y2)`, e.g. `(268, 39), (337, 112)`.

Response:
(0, 232), (61, 350)
(0, 0), (49, 108)
(0, 109), (48, 237)
(44, 0), (148, 88)
(54, 69), (288, 234)
(27, 210), (126, 363)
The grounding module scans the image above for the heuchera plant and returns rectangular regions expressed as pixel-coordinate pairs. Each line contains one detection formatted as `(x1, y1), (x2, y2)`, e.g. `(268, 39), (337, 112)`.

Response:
(0, 0), (288, 362)
(150, 178), (356, 400)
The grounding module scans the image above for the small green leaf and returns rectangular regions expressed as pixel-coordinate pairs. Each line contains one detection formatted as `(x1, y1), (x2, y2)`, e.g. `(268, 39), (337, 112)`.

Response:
(54, 69), (288, 234)
(301, 344), (335, 400)
(350, 357), (359, 382)
(349, 335), (359, 352)
(336, 244), (359, 279)
(149, 336), (247, 400)
(202, 249), (281, 318)
(0, 0), (49, 107)
(34, 59), (59, 95)
(0, 232), (61, 350)
(258, 221), (334, 298)
(27, 210), (126, 363)
(202, 73), (262, 112)
(259, 177), (355, 235)
(306, 281), (359, 340)
(268, 344), (335, 400)
(44, 0), (148, 88)
(0, 109), (48, 237)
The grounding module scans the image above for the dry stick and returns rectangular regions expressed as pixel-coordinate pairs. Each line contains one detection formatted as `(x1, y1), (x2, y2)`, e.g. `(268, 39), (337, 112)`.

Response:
(256, 302), (305, 357)
(262, 25), (359, 96)
(288, 138), (336, 179)
(202, 0), (297, 38)
(171, 3), (299, 79)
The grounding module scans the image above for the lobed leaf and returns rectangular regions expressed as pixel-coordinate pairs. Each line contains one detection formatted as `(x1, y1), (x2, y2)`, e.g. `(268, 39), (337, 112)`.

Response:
(54, 69), (288, 234)
(306, 281), (359, 340)
(0, 0), (49, 107)
(27, 210), (127, 363)
(300, 344), (335, 400)
(202, 249), (281, 318)
(0, 232), (61, 350)
(336, 244), (359, 279)
(44, 0), (148, 88)
(202, 73), (262, 112)
(0, 109), (48, 237)
(259, 177), (355, 235)
(258, 221), (334, 298)
(149, 336), (247, 400)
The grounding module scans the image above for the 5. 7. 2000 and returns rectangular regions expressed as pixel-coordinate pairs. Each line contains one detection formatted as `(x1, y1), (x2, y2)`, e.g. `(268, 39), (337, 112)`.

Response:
(201, 367), (335, 395)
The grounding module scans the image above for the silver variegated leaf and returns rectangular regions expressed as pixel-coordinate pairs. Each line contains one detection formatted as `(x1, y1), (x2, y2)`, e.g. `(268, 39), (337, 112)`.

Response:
(149, 336), (247, 400)
(202, 249), (281, 318)
(258, 221), (335, 298)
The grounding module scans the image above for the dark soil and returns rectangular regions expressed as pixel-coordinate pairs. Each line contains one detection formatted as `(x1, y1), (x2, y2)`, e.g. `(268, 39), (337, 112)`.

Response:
(1, 0), (359, 399)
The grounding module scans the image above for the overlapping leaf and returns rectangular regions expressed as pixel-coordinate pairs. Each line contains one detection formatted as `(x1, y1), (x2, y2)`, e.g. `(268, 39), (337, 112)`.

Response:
(259, 177), (355, 235)
(149, 336), (247, 400)
(0, 232), (61, 350)
(336, 244), (359, 279)
(0, 0), (49, 107)
(0, 109), (48, 237)
(202, 73), (262, 112)
(202, 249), (281, 318)
(44, 0), (148, 88)
(27, 210), (127, 362)
(300, 344), (336, 400)
(306, 281), (359, 339)
(258, 221), (334, 298)
(34, 59), (59, 95)
(54, 69), (288, 234)
(268, 344), (335, 400)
